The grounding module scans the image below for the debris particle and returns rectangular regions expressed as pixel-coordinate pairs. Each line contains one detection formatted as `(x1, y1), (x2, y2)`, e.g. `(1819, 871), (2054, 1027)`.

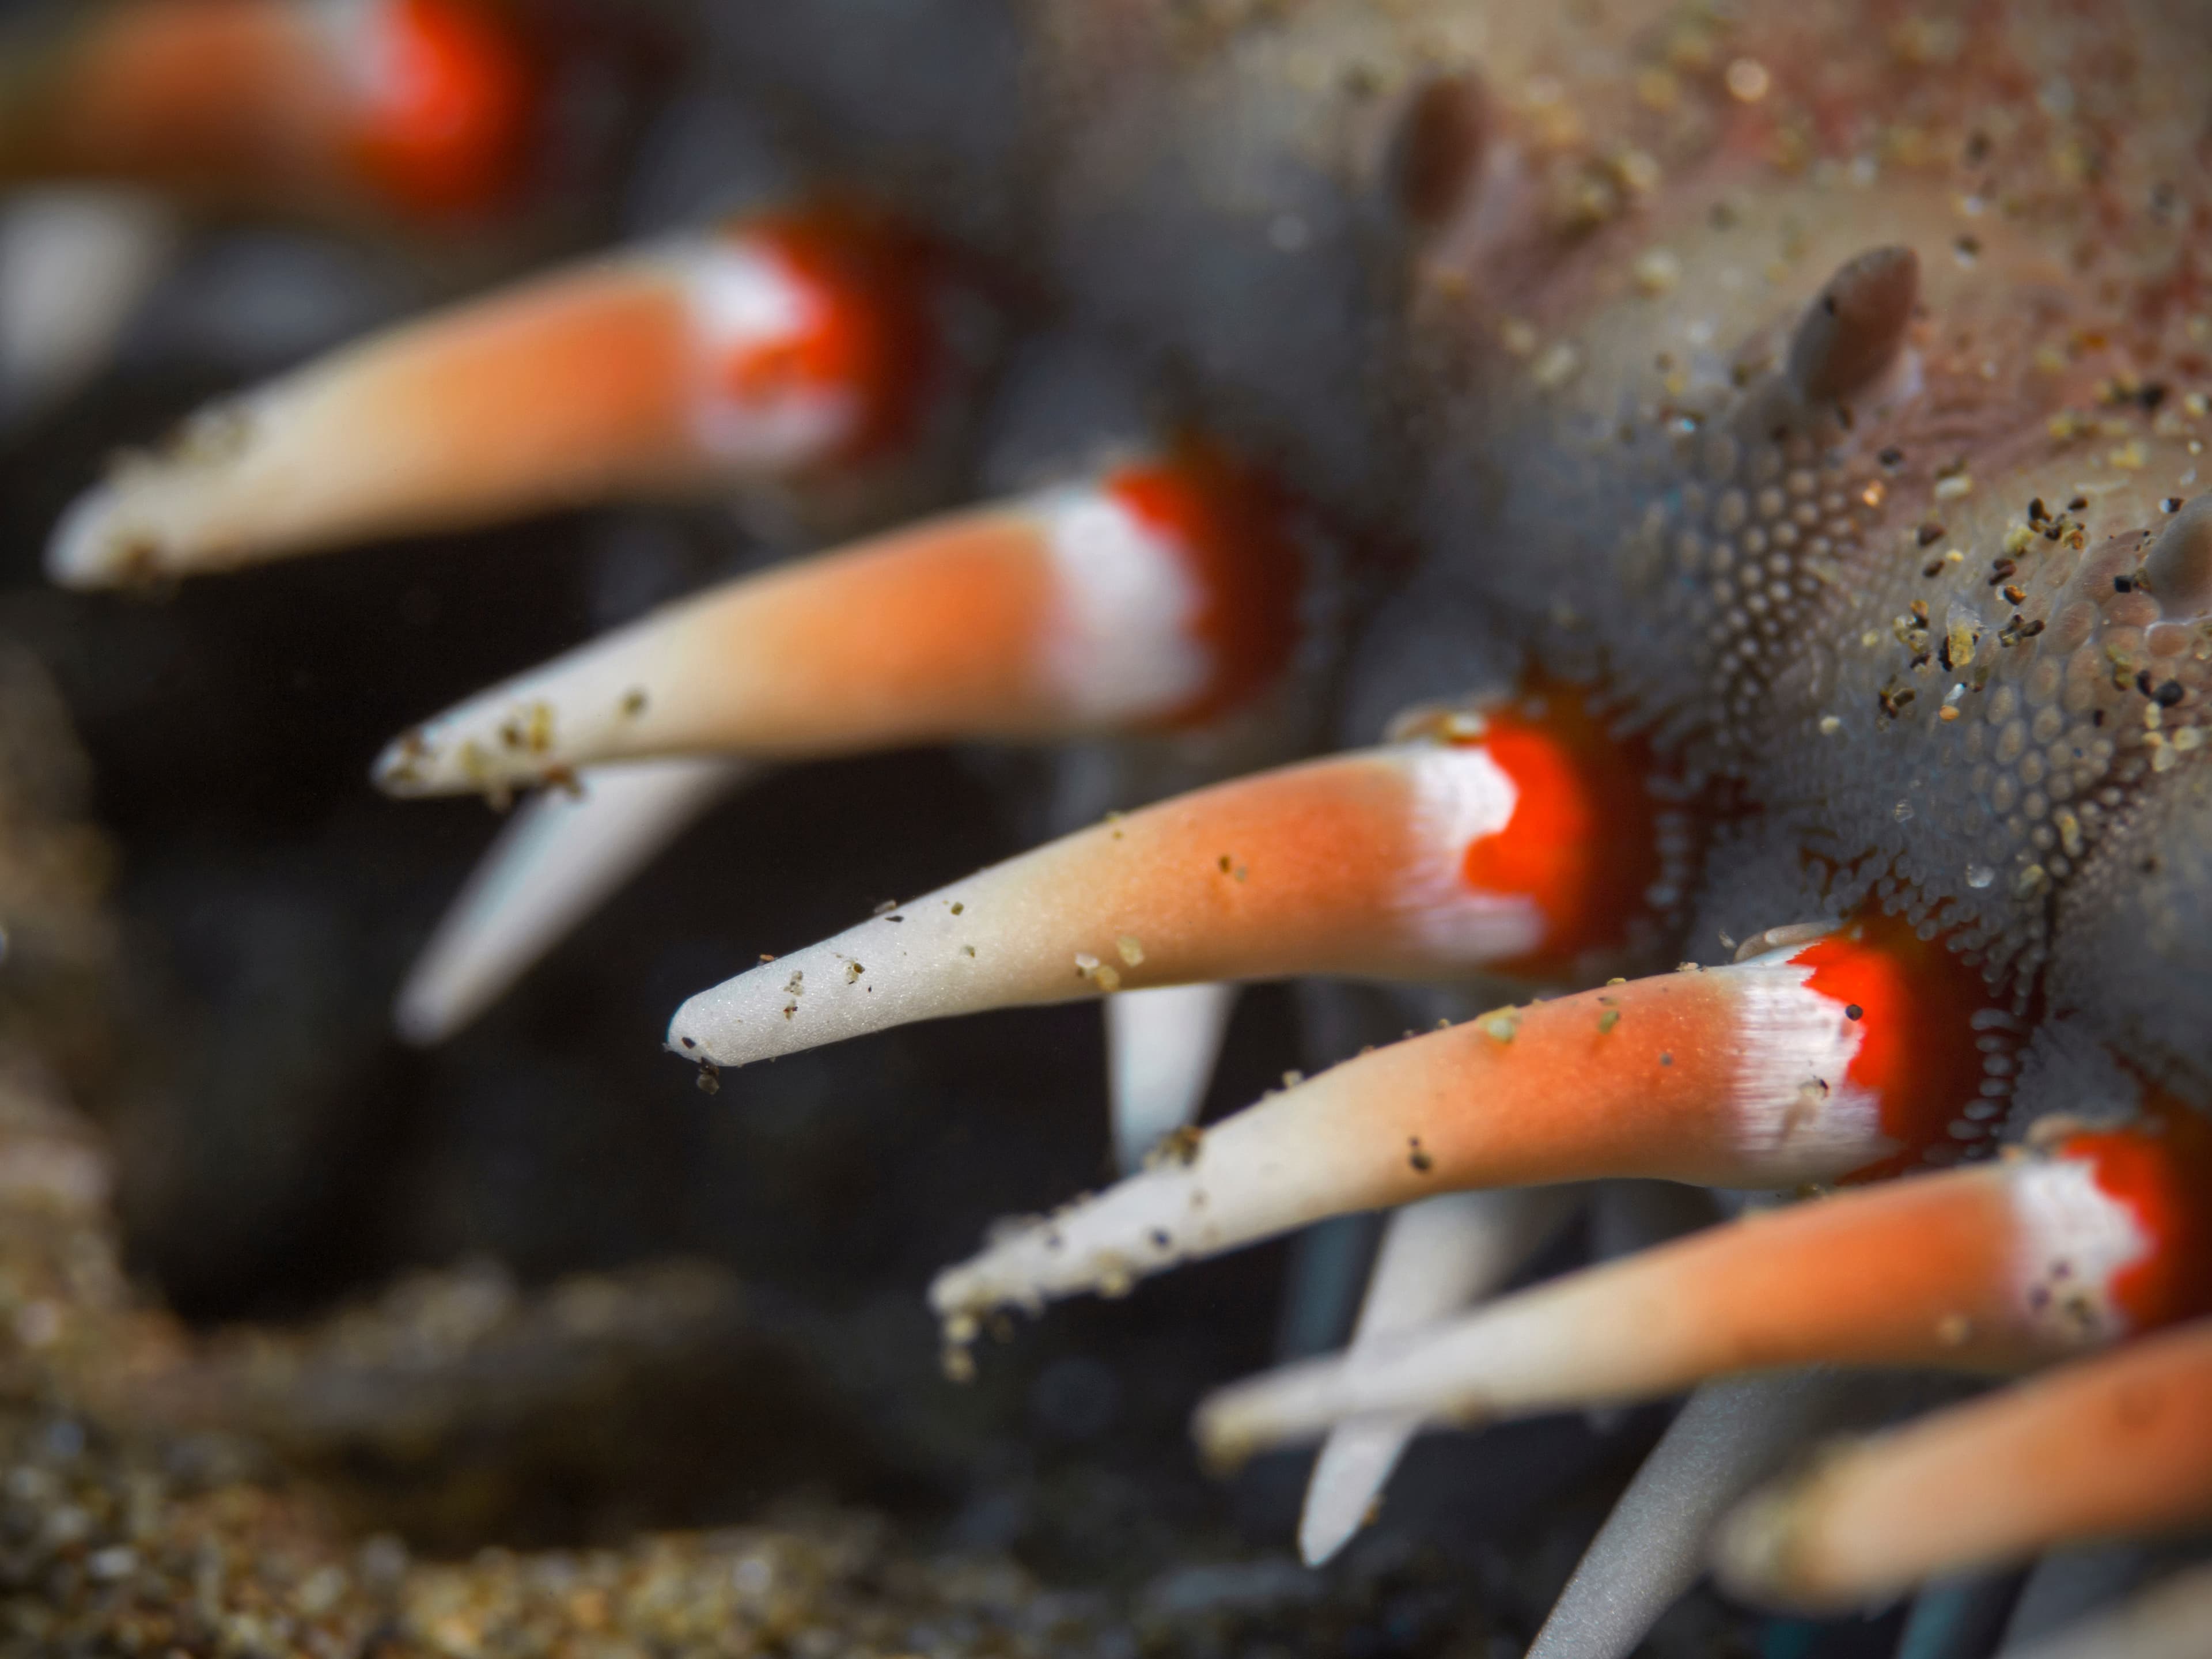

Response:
(1149, 1125), (1205, 1168)
(1944, 615), (1979, 670)
(1724, 58), (1770, 101)
(1407, 1138), (1434, 1174)
(1598, 1008), (1620, 1034)
(695, 1062), (721, 1094)
(1116, 935), (1146, 967)
(1530, 340), (1584, 391)
(1632, 248), (1682, 297)
(1479, 1008), (1520, 1043)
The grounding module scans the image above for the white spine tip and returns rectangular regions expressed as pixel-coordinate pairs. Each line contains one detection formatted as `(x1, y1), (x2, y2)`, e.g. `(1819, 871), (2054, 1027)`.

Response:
(370, 736), (425, 797)
(666, 997), (718, 1068)
(1107, 982), (1238, 1174)
(1297, 1419), (1412, 1566)
(394, 759), (747, 1044)
(391, 986), (460, 1048)
(1707, 1487), (1800, 1602)
(44, 484), (135, 589)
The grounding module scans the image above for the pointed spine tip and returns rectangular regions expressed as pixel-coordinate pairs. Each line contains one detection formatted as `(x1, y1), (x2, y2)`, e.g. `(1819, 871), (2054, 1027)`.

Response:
(1296, 1452), (1381, 1568)
(1787, 245), (1919, 404)
(391, 989), (459, 1049)
(1389, 71), (1488, 233)
(666, 1007), (708, 1065)
(1710, 1478), (1825, 1609)
(370, 736), (430, 797)
(2143, 491), (2212, 621)
(45, 484), (131, 590)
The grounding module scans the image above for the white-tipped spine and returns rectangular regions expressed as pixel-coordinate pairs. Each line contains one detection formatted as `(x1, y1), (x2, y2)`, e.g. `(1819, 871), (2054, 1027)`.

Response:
(374, 594), (711, 797)
(395, 758), (747, 1045)
(1526, 1372), (1858, 1659)
(930, 1059), (1404, 1329)
(46, 375), (309, 586)
(46, 247), (688, 586)
(1198, 1271), (1634, 1464)
(1299, 1187), (1579, 1566)
(0, 189), (177, 434)
(668, 858), (1078, 1071)
(1107, 982), (1239, 1174)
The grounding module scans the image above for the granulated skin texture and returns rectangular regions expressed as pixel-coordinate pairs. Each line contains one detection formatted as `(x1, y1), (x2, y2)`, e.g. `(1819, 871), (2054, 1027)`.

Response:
(6, 1), (2212, 1654)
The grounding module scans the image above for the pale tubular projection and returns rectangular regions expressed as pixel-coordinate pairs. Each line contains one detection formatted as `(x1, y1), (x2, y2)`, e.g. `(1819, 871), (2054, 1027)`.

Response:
(1299, 1185), (1580, 1567)
(1713, 1317), (2212, 1610)
(372, 446), (1304, 796)
(0, 0), (539, 225)
(1525, 1370), (1868, 1659)
(1106, 982), (1240, 1173)
(0, 188), (179, 427)
(1191, 1111), (2212, 1468)
(47, 208), (949, 585)
(392, 758), (749, 1046)
(928, 911), (2008, 1324)
(668, 687), (1669, 1071)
